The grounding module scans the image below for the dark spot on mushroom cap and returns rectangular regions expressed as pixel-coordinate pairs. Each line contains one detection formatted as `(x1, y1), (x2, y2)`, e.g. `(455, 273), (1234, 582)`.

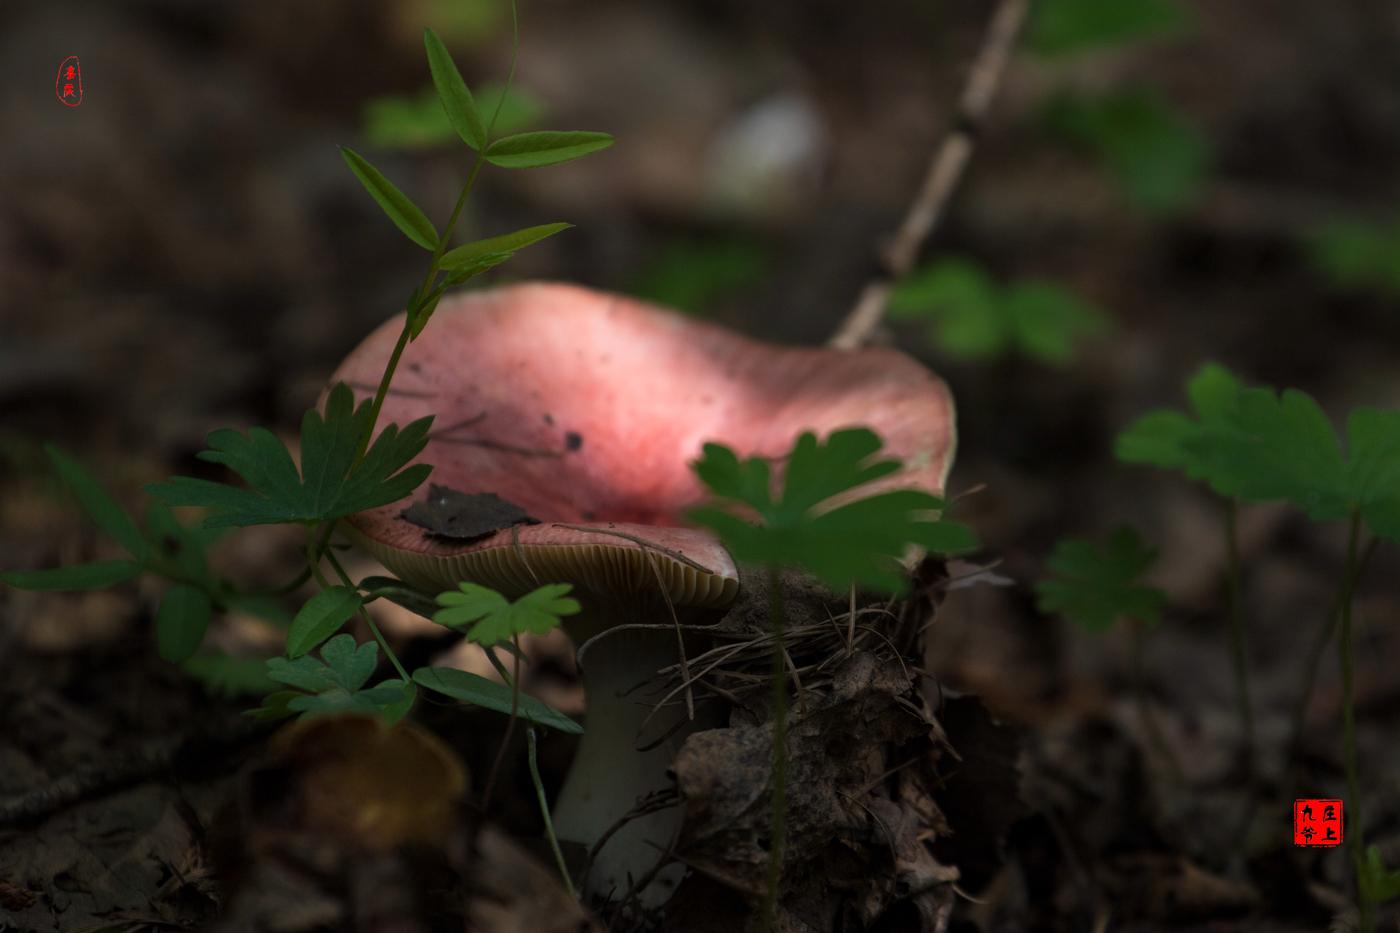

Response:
(581, 510), (596, 521)
(543, 412), (554, 426)
(408, 362), (423, 374)
(565, 431), (583, 451)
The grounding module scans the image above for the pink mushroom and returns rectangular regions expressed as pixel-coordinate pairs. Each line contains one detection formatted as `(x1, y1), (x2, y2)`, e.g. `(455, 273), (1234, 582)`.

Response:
(328, 282), (956, 903)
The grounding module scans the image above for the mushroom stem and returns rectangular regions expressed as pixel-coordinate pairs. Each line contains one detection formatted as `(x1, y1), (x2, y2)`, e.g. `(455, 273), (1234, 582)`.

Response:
(553, 622), (719, 906)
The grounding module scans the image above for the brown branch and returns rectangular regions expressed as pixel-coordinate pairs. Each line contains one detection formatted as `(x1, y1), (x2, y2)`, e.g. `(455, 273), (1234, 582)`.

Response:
(828, 0), (1030, 350)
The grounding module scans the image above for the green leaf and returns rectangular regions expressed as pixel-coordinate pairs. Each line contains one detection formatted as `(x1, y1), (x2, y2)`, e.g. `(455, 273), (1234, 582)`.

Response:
(147, 383), (433, 528)
(439, 223), (572, 271)
(364, 89), (461, 150)
(287, 586), (364, 658)
(340, 146), (440, 250)
(408, 290), (447, 340)
(1158, 379), (1400, 540)
(181, 653), (277, 698)
(1004, 283), (1108, 364)
(1043, 88), (1207, 215)
(155, 583), (212, 662)
(629, 236), (770, 315)
(888, 259), (1108, 365)
(1186, 387), (1350, 518)
(1114, 409), (1197, 472)
(44, 445), (149, 560)
(264, 634), (409, 721)
(434, 582), (580, 646)
(779, 429), (901, 520)
(1347, 408), (1400, 541)
(265, 655), (337, 693)
(475, 82), (546, 138)
(485, 130), (614, 169)
(423, 27), (486, 150)
(1037, 527), (1166, 631)
(1027, 0), (1190, 57)
(287, 680), (415, 721)
(690, 428), (977, 595)
(1359, 844), (1400, 905)
(320, 633), (380, 691)
(1307, 218), (1400, 298)
(888, 258), (1005, 358)
(0, 560), (143, 591)
(1116, 362), (1248, 494)
(363, 83), (544, 151)
(413, 666), (583, 733)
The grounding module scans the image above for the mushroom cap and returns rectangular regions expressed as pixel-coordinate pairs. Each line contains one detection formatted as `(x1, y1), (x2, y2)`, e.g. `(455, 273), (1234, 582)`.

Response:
(329, 282), (957, 605)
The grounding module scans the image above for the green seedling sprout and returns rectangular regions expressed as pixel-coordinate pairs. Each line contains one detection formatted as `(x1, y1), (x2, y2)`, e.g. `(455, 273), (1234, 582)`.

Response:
(1122, 363), (1400, 933)
(1115, 363), (1256, 778)
(1181, 383), (1400, 933)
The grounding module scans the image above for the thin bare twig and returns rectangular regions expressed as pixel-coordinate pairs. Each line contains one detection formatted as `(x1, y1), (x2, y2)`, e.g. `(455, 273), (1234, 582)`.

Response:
(828, 0), (1030, 350)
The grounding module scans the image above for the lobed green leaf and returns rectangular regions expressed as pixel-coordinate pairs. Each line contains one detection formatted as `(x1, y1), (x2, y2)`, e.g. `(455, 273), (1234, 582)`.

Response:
(1036, 526), (1166, 631)
(691, 430), (978, 595)
(433, 581), (580, 646)
(888, 258), (1108, 365)
(147, 384), (433, 529)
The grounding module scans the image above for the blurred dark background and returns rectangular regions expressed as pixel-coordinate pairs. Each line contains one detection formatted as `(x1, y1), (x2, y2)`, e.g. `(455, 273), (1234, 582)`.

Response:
(3, 0), (1400, 927)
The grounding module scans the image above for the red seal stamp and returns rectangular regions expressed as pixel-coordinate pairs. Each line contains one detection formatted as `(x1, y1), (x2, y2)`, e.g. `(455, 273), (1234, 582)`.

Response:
(1294, 798), (1343, 847)
(56, 56), (83, 107)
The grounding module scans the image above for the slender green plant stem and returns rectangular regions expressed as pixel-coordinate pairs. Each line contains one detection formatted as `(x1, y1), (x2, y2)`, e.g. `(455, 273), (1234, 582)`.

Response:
(323, 540), (410, 683)
(483, 644), (515, 682)
(488, 0), (521, 136)
(482, 642), (572, 893)
(256, 565), (313, 597)
(480, 634), (524, 810)
(527, 726), (577, 898)
(1286, 537), (1377, 772)
(761, 564), (789, 931)
(1222, 499), (1254, 779)
(305, 536), (332, 590)
(1338, 509), (1372, 933)
(1130, 618), (1184, 783)
(354, 154), (486, 464)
